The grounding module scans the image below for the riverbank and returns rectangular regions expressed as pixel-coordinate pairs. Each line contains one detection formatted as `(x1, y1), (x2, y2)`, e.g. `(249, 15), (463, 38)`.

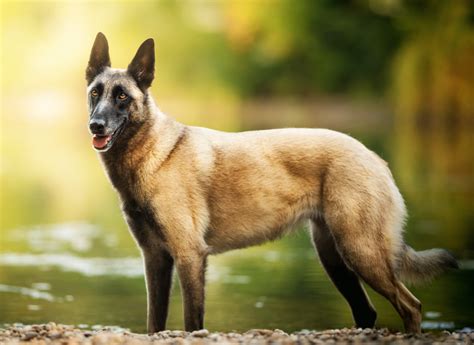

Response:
(1, 323), (473, 344)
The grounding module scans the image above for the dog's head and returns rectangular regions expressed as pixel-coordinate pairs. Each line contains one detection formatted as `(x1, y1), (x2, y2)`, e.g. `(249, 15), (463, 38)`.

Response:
(85, 33), (155, 152)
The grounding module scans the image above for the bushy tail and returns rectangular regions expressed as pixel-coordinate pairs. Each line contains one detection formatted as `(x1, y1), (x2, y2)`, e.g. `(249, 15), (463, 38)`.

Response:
(397, 245), (459, 285)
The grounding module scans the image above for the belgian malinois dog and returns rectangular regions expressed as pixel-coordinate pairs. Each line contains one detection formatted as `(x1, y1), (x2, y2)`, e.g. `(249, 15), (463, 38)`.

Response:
(86, 33), (458, 334)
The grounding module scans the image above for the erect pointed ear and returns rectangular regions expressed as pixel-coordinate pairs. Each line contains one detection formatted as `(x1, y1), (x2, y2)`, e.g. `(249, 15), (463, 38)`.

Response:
(86, 32), (111, 84)
(127, 38), (155, 91)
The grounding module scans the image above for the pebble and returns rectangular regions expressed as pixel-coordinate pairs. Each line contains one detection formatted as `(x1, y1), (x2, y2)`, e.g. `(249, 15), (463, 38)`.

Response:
(209, 333), (220, 341)
(21, 331), (38, 341)
(0, 323), (472, 344)
(191, 329), (209, 337)
(246, 329), (274, 336)
(169, 330), (188, 337)
(49, 331), (62, 339)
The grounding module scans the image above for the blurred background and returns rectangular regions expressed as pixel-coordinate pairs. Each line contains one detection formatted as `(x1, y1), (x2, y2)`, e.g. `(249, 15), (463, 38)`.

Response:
(1, 0), (473, 333)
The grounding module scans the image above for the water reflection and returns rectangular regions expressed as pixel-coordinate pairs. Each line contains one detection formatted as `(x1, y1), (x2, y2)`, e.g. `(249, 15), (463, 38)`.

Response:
(0, 284), (56, 302)
(7, 222), (118, 254)
(0, 221), (472, 332)
(392, 125), (473, 255)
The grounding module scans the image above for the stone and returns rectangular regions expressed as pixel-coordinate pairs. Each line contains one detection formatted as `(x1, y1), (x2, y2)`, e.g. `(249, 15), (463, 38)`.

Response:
(21, 331), (38, 341)
(191, 329), (210, 338)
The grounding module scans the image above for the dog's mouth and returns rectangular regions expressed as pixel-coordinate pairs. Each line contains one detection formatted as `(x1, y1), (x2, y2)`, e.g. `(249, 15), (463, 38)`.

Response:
(92, 120), (126, 152)
(92, 134), (112, 149)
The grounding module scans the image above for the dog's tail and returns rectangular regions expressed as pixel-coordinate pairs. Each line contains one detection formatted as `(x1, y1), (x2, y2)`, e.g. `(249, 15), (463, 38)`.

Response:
(396, 245), (459, 285)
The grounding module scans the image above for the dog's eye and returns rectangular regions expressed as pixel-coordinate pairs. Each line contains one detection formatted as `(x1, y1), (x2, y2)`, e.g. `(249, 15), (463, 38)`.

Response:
(118, 92), (128, 101)
(91, 89), (99, 98)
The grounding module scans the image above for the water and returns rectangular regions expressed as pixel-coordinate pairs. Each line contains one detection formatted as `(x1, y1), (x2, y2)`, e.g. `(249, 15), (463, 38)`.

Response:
(1, 114), (473, 333)
(1, 213), (472, 333)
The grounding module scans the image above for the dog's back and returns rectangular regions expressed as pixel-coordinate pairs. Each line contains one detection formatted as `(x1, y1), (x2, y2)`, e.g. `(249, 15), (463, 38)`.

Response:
(181, 128), (388, 252)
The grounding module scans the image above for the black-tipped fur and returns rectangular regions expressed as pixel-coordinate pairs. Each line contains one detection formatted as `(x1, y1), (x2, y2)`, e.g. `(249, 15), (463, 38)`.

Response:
(127, 38), (155, 91)
(86, 32), (111, 84)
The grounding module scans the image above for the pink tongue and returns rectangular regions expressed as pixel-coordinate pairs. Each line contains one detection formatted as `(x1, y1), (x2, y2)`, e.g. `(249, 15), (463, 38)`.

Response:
(92, 135), (111, 149)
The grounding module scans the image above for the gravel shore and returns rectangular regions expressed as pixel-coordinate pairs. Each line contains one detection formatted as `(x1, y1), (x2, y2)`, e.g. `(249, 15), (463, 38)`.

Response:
(0, 323), (472, 344)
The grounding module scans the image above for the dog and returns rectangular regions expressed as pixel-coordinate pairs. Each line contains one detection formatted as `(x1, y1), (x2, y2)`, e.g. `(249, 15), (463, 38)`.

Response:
(85, 33), (458, 334)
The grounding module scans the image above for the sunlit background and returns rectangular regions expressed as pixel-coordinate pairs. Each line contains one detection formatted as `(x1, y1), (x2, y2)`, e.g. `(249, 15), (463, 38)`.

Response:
(1, 0), (473, 333)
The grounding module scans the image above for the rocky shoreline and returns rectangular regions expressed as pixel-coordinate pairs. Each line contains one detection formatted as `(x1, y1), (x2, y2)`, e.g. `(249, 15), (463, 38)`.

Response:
(0, 323), (473, 344)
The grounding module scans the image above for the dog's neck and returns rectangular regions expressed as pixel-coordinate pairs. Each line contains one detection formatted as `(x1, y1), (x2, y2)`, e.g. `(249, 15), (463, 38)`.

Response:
(99, 95), (186, 195)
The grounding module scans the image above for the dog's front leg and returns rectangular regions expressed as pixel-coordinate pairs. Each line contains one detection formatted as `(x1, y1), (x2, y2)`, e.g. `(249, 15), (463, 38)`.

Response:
(143, 248), (174, 334)
(175, 251), (208, 331)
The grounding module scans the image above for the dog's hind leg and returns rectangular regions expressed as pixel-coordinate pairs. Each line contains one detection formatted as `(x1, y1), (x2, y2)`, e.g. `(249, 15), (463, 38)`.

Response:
(310, 217), (377, 328)
(340, 247), (422, 333)
(320, 161), (424, 333)
(324, 212), (422, 333)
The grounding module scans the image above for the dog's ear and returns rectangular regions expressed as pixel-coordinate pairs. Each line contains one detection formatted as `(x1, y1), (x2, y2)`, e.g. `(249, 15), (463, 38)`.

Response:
(127, 38), (155, 91)
(86, 32), (111, 84)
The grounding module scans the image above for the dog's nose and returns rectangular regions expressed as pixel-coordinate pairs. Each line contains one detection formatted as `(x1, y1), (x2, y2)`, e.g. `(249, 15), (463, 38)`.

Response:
(89, 119), (106, 134)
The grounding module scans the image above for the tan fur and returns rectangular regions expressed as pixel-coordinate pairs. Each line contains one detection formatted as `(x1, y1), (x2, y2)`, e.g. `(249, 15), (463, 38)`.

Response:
(86, 35), (457, 334)
(102, 103), (413, 332)
(122, 120), (398, 259)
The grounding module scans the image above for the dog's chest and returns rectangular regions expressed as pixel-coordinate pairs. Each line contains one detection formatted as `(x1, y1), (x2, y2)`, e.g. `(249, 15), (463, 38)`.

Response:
(121, 198), (166, 248)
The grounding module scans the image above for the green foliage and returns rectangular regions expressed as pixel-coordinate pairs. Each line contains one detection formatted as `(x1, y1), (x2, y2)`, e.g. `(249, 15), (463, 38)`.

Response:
(217, 0), (402, 96)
